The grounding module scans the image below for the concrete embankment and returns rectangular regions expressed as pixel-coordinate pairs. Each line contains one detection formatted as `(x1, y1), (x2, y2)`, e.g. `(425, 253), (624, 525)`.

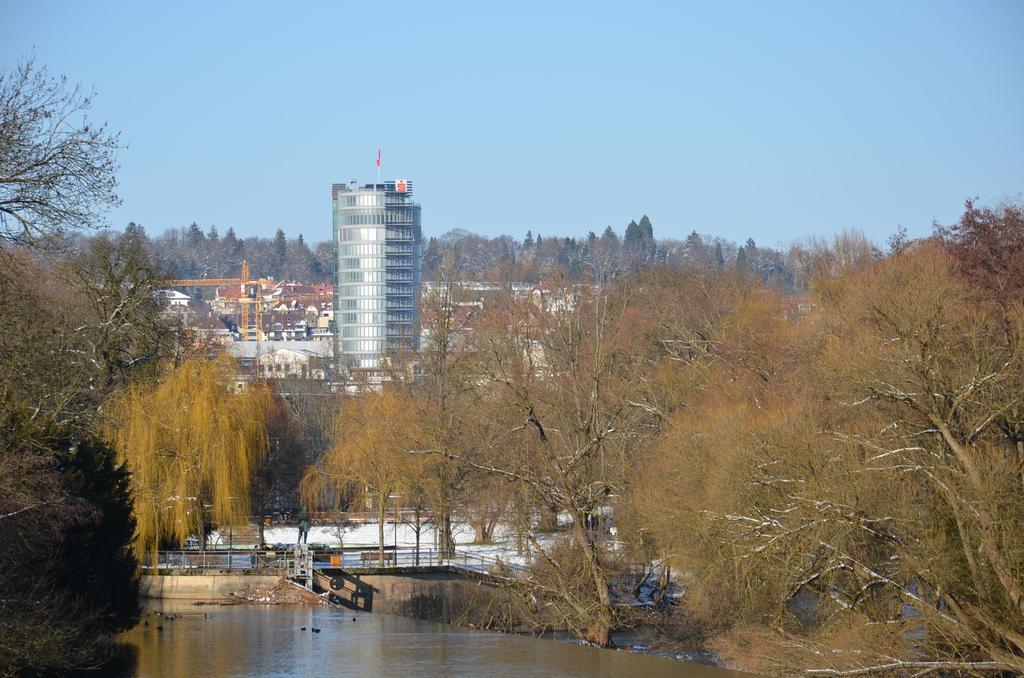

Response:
(140, 573), (310, 602)
(141, 567), (524, 628)
(317, 567), (525, 630)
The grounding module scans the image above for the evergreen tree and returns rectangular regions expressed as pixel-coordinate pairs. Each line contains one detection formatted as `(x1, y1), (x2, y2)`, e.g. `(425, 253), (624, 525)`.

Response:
(524, 230), (534, 248)
(601, 225), (618, 243)
(714, 242), (725, 269)
(624, 219), (642, 243)
(638, 214), (654, 240)
(286, 233), (313, 281)
(272, 228), (288, 276)
(57, 436), (140, 634)
(624, 218), (650, 258)
(685, 230), (702, 251)
(124, 221), (146, 241)
(186, 222), (204, 247)
(559, 237), (581, 275)
(273, 228), (287, 265)
(207, 224), (219, 242)
(422, 237), (442, 279)
(1, 409), (140, 673)
(220, 227), (241, 277)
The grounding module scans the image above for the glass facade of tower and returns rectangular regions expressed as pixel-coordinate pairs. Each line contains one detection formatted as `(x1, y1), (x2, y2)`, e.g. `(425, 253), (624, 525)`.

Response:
(332, 180), (421, 370)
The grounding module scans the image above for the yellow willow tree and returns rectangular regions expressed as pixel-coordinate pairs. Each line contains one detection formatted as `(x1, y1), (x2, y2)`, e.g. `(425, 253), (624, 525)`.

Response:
(103, 357), (272, 559)
(301, 388), (424, 566)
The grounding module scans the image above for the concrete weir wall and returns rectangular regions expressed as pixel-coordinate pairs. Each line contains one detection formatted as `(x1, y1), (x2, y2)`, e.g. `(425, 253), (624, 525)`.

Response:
(140, 569), (525, 631)
(140, 573), (282, 600)
(324, 570), (523, 629)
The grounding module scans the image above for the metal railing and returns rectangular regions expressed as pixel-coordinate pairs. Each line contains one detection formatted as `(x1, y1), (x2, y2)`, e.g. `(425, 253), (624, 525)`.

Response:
(141, 549), (295, 572)
(448, 549), (529, 577)
(142, 547), (530, 579)
(317, 548), (528, 578)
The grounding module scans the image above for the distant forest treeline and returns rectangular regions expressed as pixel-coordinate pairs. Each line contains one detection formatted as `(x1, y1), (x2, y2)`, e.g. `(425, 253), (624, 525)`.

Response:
(122, 222), (334, 283)
(122, 215), (890, 289)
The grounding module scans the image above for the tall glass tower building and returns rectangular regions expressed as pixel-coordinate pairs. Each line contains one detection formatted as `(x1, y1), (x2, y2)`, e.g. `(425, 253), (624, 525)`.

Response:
(332, 180), (422, 371)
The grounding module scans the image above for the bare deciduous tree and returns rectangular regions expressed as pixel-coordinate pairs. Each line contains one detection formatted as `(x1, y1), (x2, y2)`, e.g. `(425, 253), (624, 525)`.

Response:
(0, 59), (120, 250)
(631, 238), (1024, 674)
(444, 275), (655, 647)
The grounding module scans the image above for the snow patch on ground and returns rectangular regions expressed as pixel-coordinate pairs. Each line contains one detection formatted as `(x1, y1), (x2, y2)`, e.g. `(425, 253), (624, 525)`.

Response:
(211, 520), (522, 549)
(208, 521), (561, 569)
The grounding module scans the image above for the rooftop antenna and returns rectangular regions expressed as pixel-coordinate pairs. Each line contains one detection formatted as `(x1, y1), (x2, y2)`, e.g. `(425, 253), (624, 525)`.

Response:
(376, 147), (381, 187)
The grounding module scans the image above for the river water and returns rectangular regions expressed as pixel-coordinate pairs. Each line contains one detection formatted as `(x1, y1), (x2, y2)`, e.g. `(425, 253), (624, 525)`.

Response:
(116, 601), (744, 677)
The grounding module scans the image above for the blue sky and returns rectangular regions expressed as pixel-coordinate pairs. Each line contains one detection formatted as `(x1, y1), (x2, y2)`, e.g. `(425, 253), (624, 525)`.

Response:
(3, 1), (1022, 246)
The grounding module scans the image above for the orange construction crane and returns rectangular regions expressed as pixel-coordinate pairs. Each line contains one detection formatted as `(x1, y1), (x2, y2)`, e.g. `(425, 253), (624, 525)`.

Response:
(168, 260), (271, 341)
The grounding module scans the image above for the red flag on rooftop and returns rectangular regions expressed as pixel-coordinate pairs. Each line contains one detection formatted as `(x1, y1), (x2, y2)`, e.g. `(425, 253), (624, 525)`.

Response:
(376, 148), (381, 168)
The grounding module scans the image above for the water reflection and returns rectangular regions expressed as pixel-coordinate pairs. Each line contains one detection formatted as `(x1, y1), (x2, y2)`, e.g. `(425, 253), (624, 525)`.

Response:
(118, 600), (744, 677)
